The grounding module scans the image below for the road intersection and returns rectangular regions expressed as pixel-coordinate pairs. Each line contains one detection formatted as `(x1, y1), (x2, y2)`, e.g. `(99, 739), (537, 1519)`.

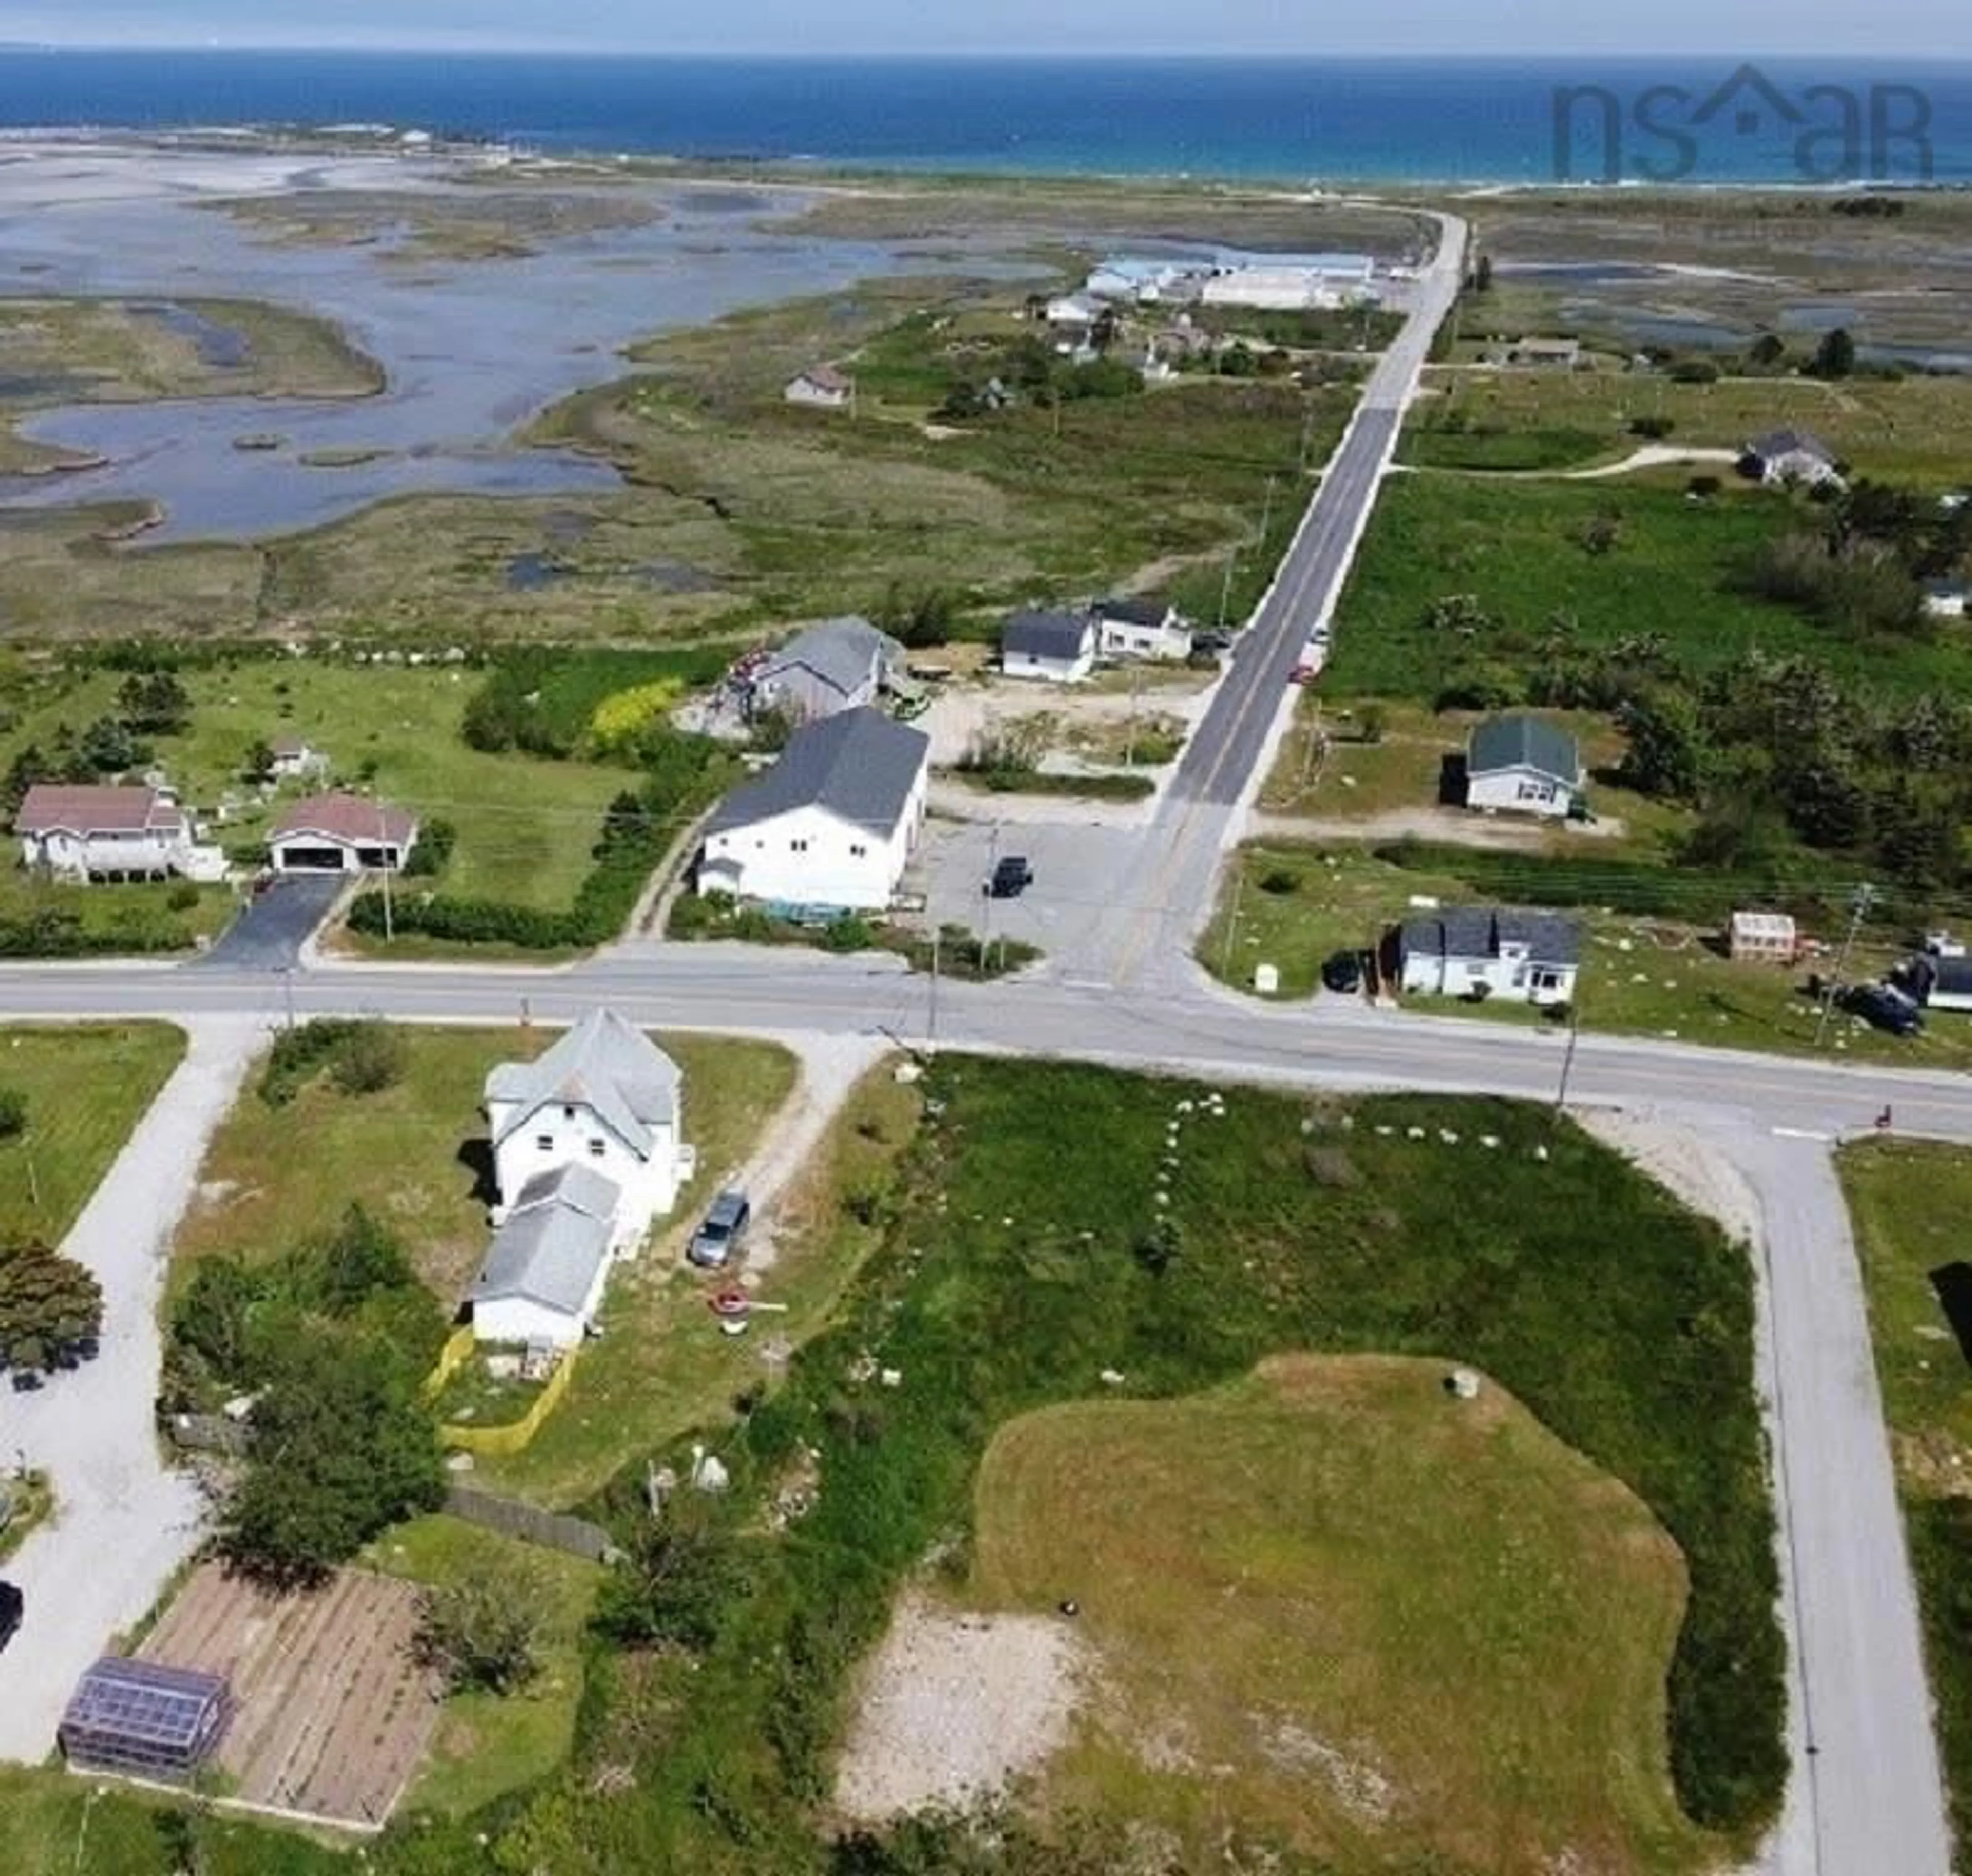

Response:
(0, 210), (1953, 1873)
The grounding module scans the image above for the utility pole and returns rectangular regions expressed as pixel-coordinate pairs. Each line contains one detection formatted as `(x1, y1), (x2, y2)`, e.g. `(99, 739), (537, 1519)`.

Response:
(926, 926), (941, 1052)
(1123, 663), (1143, 768)
(1553, 997), (1581, 1116)
(980, 824), (1000, 964)
(1219, 868), (1245, 981)
(377, 796), (395, 943)
(1299, 701), (1323, 795)
(1216, 551), (1238, 631)
(1259, 472), (1278, 548)
(279, 965), (295, 1032)
(1816, 882), (1880, 1046)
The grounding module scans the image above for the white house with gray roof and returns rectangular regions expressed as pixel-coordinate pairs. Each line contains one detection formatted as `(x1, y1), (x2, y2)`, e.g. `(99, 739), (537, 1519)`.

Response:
(1001, 608), (1096, 683)
(748, 616), (904, 725)
(697, 705), (930, 913)
(1464, 713), (1583, 820)
(1398, 907), (1581, 1007)
(467, 1163), (622, 1349)
(483, 1009), (693, 1267)
(1741, 428), (1844, 489)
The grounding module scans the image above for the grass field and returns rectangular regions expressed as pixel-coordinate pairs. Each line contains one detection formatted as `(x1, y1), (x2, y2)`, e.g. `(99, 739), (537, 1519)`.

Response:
(1404, 364), (1972, 482)
(0, 1024), (184, 1242)
(459, 1064), (1778, 1875)
(971, 1354), (1708, 1873)
(173, 1025), (798, 1506)
(0, 1060), (1779, 1874)
(1258, 695), (1695, 845)
(1840, 1141), (1972, 1872)
(1324, 471), (1972, 702)
(1203, 838), (1965, 1066)
(0, 661), (633, 911)
(547, 276), (1354, 631)
(361, 1513), (602, 1820)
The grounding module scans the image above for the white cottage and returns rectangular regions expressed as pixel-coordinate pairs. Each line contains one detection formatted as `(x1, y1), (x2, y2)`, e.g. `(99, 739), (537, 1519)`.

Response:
(697, 706), (929, 914)
(1464, 713), (1584, 820)
(1094, 597), (1192, 662)
(1398, 906), (1581, 1007)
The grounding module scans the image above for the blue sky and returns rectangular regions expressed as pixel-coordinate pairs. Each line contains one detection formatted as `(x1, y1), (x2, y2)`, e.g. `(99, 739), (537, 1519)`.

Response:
(9, 0), (1970, 55)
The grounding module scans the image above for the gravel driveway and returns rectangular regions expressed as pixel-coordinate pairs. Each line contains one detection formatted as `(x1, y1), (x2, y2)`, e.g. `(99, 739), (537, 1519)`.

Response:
(0, 1017), (263, 1764)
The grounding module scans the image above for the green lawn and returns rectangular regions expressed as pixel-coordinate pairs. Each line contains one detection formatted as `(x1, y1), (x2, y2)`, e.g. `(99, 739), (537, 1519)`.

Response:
(472, 1035), (801, 1507)
(3, 1060), (1779, 1874)
(360, 1513), (602, 1820)
(2, 661), (631, 912)
(1203, 839), (1970, 1067)
(0, 873), (235, 956)
(0, 1024), (184, 1242)
(1325, 472), (1972, 702)
(971, 1355), (1710, 1873)
(1408, 363), (1972, 484)
(461, 1065), (1778, 1874)
(1840, 1142), (1972, 1873)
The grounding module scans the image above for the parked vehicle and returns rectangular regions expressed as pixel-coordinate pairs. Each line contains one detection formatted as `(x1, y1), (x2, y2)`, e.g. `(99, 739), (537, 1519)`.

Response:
(1320, 949), (1364, 995)
(987, 855), (1034, 899)
(1843, 982), (1923, 1037)
(9, 1369), (42, 1393)
(0, 1581), (21, 1653)
(688, 1190), (752, 1269)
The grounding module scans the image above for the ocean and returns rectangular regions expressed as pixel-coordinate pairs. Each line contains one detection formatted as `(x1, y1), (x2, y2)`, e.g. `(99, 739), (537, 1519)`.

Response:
(1, 51), (1970, 185)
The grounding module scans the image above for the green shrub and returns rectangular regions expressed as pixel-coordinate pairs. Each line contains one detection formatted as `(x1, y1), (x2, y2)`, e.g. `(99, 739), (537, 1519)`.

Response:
(0, 1087), (27, 1139)
(327, 1022), (408, 1096)
(165, 881), (201, 912)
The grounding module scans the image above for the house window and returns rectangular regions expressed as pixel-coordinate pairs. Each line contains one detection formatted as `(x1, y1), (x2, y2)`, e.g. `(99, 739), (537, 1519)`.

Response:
(588, 1138), (606, 1158)
(790, 838), (809, 853)
(562, 1105), (576, 1120)
(849, 843), (867, 858)
(535, 1133), (554, 1151)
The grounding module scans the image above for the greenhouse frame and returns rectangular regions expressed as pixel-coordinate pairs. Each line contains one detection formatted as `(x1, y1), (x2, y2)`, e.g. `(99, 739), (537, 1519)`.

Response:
(58, 1657), (231, 1781)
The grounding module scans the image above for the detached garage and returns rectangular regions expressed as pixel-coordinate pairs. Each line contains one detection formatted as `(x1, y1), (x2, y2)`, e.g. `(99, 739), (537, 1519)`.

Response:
(270, 792), (419, 874)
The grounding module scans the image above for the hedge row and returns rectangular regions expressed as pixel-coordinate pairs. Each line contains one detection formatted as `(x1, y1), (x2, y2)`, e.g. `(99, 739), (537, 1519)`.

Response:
(0, 910), (194, 958)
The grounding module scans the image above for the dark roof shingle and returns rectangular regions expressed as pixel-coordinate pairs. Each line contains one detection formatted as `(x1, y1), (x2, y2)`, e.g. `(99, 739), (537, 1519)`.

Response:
(1400, 906), (1582, 968)
(705, 706), (928, 840)
(1003, 609), (1093, 660)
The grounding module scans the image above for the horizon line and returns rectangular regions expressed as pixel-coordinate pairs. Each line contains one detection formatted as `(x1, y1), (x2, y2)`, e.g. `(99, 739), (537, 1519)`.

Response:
(6, 42), (1972, 62)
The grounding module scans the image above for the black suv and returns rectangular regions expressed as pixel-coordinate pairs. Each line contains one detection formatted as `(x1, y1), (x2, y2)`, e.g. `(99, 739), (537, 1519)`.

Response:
(1843, 982), (1923, 1037)
(986, 856), (1034, 899)
(0, 1580), (22, 1653)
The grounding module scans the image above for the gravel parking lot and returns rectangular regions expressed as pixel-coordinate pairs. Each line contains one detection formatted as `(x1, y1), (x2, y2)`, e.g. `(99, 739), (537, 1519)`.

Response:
(907, 816), (1146, 978)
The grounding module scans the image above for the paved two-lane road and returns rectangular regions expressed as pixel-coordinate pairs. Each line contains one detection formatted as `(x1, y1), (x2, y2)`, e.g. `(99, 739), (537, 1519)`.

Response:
(1084, 214), (1467, 990)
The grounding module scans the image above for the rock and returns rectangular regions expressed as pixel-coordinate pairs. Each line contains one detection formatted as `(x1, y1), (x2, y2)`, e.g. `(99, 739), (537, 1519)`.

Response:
(879, 1368), (902, 1388)
(1098, 1368), (1126, 1386)
(1446, 1368), (1482, 1400)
